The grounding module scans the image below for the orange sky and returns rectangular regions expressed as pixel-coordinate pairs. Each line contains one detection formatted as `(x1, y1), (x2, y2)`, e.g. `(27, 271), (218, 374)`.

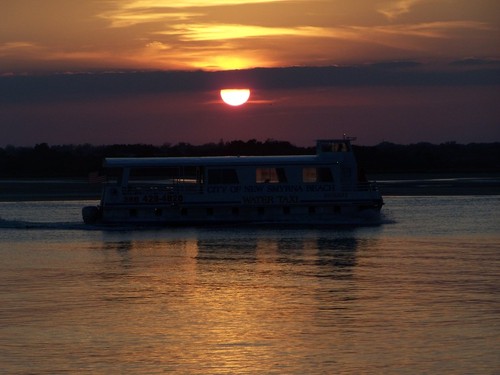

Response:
(0, 1), (499, 146)
(1, 0), (499, 72)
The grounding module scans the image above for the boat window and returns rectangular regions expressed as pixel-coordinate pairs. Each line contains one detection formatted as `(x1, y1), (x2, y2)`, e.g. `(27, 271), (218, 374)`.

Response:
(129, 167), (178, 181)
(128, 166), (202, 184)
(335, 142), (350, 152)
(303, 167), (333, 183)
(256, 168), (287, 183)
(321, 144), (334, 153)
(320, 142), (350, 153)
(208, 169), (239, 184)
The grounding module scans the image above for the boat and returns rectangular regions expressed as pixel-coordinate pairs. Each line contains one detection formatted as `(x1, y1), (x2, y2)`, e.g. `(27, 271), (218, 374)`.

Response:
(82, 138), (383, 225)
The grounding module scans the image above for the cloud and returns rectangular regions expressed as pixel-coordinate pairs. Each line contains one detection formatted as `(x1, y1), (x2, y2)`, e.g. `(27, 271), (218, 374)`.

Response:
(159, 23), (337, 42)
(2, 64), (499, 106)
(146, 41), (171, 50)
(0, 42), (43, 56)
(123, 0), (277, 6)
(121, 0), (288, 9)
(348, 20), (493, 39)
(450, 58), (500, 67)
(377, 0), (425, 20)
(99, 0), (290, 27)
(1, 1), (498, 72)
(100, 10), (199, 28)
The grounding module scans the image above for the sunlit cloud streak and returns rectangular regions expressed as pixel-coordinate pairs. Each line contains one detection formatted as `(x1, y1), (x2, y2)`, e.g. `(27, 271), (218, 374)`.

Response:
(0, 42), (40, 52)
(99, 0), (290, 27)
(377, 0), (424, 20)
(0, 0), (498, 72)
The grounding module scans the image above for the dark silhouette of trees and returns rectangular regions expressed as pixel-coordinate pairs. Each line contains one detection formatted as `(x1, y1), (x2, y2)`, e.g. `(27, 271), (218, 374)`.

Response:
(0, 140), (498, 178)
(353, 142), (500, 173)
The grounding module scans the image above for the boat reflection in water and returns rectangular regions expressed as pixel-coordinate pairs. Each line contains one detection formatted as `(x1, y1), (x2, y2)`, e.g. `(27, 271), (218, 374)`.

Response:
(86, 229), (379, 373)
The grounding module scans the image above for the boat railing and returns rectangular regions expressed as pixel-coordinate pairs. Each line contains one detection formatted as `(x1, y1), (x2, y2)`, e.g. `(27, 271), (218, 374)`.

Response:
(118, 182), (203, 194)
(356, 182), (379, 192)
(173, 184), (203, 194)
(120, 184), (174, 194)
(108, 181), (378, 195)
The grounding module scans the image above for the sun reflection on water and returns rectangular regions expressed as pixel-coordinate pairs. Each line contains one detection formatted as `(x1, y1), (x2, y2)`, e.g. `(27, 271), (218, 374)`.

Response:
(1, 196), (499, 374)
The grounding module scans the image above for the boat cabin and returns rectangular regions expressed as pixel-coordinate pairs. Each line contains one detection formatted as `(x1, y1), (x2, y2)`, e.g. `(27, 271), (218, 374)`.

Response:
(83, 139), (383, 225)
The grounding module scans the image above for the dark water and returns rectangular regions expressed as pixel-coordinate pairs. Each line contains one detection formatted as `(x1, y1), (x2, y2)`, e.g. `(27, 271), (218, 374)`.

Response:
(0, 196), (499, 374)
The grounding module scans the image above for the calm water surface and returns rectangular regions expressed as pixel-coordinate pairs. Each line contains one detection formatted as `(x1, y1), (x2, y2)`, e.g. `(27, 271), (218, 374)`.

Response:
(0, 196), (499, 374)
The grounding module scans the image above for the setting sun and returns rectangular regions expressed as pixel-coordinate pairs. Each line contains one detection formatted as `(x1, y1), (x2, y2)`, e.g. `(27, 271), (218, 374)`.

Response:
(220, 89), (251, 106)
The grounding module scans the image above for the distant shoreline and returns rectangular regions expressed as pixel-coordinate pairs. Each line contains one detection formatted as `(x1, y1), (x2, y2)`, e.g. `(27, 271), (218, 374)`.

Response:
(0, 179), (101, 202)
(1, 174), (499, 202)
(373, 175), (500, 196)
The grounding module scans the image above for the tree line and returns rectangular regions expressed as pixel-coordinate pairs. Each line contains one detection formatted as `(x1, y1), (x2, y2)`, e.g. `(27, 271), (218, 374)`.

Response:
(0, 139), (498, 178)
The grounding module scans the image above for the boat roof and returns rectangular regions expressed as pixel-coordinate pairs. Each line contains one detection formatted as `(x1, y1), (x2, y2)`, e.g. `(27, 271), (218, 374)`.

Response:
(103, 139), (356, 168)
(103, 154), (329, 168)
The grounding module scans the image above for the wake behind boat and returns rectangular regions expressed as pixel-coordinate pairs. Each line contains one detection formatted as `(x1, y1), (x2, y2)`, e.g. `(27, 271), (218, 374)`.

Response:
(82, 138), (383, 226)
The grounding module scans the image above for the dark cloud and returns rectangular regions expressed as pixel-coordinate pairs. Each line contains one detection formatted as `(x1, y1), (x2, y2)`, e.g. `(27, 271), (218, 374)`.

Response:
(367, 61), (423, 69)
(1, 64), (499, 105)
(449, 58), (500, 67)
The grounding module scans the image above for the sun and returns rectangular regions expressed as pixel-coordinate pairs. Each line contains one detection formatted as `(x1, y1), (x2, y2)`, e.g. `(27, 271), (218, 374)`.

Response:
(220, 89), (251, 106)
